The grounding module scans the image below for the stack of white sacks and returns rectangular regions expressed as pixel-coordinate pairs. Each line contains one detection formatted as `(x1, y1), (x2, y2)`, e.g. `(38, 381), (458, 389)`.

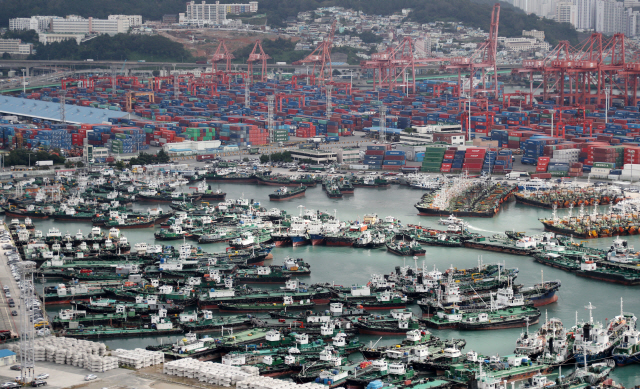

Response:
(8, 336), (118, 373)
(163, 359), (329, 389)
(112, 348), (164, 369)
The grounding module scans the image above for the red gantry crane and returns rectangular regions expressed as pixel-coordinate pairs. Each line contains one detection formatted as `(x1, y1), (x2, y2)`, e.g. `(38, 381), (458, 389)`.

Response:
(211, 40), (235, 72)
(446, 3), (501, 100)
(514, 33), (632, 106)
(247, 40), (270, 82)
(294, 20), (337, 85)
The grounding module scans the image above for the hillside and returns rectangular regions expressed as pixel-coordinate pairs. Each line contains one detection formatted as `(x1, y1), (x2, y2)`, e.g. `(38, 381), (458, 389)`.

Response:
(0, 0), (576, 46)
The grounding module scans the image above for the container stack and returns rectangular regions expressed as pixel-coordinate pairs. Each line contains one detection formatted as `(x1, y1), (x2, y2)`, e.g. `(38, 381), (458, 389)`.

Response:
(364, 145), (387, 170)
(551, 148), (579, 163)
(493, 150), (513, 174)
(422, 146), (446, 172)
(491, 130), (509, 148)
(382, 150), (406, 170)
(273, 127), (290, 143)
(296, 122), (317, 138)
(568, 162), (584, 177)
(183, 126), (216, 141)
(521, 139), (545, 165)
(536, 157), (550, 172)
(482, 149), (497, 173)
(589, 162), (614, 179)
(463, 147), (486, 173)
(547, 162), (570, 176)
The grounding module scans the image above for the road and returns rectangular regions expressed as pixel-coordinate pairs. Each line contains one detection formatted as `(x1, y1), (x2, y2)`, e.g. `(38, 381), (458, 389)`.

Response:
(0, 221), (20, 337)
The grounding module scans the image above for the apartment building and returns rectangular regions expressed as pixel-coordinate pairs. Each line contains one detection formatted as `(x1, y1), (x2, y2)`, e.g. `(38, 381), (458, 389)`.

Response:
(9, 16), (55, 32)
(185, 1), (227, 24)
(51, 17), (130, 35)
(0, 39), (33, 55)
(108, 15), (143, 27)
(555, 2), (577, 25)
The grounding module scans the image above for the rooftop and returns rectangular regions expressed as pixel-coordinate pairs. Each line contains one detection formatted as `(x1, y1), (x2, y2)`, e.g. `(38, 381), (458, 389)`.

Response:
(0, 95), (133, 124)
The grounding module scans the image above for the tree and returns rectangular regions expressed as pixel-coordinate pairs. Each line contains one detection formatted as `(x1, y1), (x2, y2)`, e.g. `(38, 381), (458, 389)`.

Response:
(1, 53), (10, 60)
(403, 127), (416, 134)
(332, 69), (341, 76)
(115, 160), (126, 171)
(242, 157), (250, 162)
(4, 148), (65, 166)
(157, 149), (171, 163)
(152, 70), (160, 77)
(76, 161), (85, 167)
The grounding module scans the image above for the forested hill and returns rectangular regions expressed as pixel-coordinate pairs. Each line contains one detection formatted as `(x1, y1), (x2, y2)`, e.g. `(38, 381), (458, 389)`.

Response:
(0, 0), (576, 46)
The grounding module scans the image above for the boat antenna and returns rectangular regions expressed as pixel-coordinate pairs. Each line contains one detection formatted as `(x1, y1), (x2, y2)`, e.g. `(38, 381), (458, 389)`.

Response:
(585, 302), (595, 323)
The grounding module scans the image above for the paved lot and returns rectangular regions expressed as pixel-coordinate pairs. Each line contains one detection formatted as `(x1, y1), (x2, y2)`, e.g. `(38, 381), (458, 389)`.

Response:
(0, 362), (225, 389)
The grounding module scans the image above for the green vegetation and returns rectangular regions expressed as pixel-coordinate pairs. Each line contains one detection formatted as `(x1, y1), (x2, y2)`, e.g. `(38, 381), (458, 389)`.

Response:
(1, 29), (39, 44)
(4, 149), (65, 166)
(29, 34), (194, 62)
(260, 151), (293, 163)
(233, 38), (308, 65)
(128, 150), (171, 166)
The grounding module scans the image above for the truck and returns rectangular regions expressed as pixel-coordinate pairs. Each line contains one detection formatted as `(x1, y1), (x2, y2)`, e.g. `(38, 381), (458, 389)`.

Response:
(35, 160), (53, 166)
(310, 137), (325, 143)
(276, 62), (287, 65)
(249, 147), (260, 155)
(505, 171), (530, 180)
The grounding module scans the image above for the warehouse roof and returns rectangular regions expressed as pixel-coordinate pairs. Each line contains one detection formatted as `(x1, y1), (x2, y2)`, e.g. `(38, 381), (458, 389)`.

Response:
(0, 349), (16, 357)
(0, 96), (132, 124)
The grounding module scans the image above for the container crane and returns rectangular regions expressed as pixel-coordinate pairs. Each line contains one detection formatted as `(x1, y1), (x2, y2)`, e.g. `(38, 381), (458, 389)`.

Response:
(446, 3), (501, 99)
(294, 20), (337, 85)
(247, 40), (270, 82)
(211, 40), (235, 72)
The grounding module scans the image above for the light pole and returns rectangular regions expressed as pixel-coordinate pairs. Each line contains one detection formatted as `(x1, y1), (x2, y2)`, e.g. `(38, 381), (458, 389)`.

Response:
(27, 153), (35, 169)
(21, 69), (26, 94)
(467, 93), (471, 142)
(630, 150), (635, 187)
(605, 87), (610, 124)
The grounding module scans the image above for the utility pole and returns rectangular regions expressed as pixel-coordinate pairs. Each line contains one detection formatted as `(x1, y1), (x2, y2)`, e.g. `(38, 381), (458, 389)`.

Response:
(326, 85), (333, 119)
(111, 67), (117, 97)
(245, 77), (250, 109)
(59, 90), (66, 124)
(174, 74), (179, 99)
(267, 95), (275, 144)
(380, 105), (386, 140)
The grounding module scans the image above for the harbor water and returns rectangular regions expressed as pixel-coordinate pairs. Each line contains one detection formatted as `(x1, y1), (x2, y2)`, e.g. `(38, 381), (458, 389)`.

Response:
(37, 183), (640, 386)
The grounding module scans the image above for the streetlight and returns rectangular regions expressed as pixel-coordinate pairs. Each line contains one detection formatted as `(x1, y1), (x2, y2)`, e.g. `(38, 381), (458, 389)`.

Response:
(21, 69), (26, 94)
(605, 87), (610, 124)
(630, 149), (635, 187)
(27, 153), (35, 169)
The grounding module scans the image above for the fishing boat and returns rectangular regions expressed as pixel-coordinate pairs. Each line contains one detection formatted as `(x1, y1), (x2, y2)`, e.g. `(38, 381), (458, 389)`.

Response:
(415, 175), (517, 218)
(269, 186), (306, 201)
(190, 179), (226, 200)
(218, 295), (315, 313)
(386, 240), (426, 256)
(326, 184), (342, 199)
(353, 230), (387, 248)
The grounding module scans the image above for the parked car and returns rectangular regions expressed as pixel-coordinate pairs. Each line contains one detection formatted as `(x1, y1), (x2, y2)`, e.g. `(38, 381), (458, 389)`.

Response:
(9, 365), (21, 371)
(35, 374), (49, 380)
(84, 375), (97, 381)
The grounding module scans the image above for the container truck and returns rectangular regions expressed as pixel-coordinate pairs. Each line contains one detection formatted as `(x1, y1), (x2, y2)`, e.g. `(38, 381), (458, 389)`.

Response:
(35, 160), (53, 166)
